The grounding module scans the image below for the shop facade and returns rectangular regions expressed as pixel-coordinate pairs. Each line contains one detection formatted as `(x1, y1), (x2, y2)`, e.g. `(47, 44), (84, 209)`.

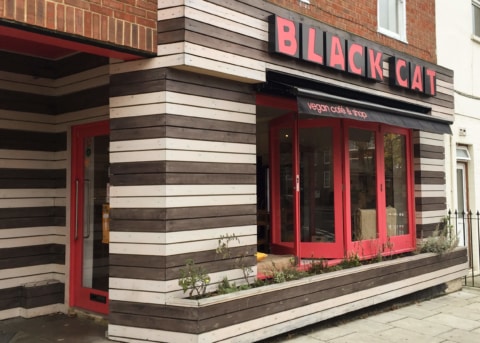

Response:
(0, 0), (465, 342)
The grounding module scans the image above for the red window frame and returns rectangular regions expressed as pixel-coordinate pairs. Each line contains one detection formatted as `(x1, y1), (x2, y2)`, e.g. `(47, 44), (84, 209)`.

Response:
(260, 94), (416, 260)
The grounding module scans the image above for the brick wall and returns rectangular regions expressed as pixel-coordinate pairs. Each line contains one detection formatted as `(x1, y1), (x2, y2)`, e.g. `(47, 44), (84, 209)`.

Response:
(266, 0), (436, 63)
(1, 0), (157, 53)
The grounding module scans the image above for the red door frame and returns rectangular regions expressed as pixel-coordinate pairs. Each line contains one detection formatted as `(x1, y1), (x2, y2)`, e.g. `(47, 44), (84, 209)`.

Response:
(70, 120), (110, 314)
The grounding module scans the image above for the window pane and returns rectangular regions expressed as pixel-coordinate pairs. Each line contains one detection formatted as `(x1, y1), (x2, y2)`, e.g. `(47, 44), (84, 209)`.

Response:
(379, 0), (399, 33)
(299, 127), (335, 243)
(350, 128), (377, 241)
(474, 4), (480, 37)
(278, 128), (294, 242)
(384, 133), (409, 236)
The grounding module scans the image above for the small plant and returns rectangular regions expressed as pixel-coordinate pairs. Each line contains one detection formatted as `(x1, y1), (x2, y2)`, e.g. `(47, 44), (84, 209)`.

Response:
(217, 277), (238, 295)
(419, 217), (458, 255)
(178, 259), (211, 299)
(216, 233), (239, 259)
(216, 233), (255, 286)
(338, 252), (362, 269)
(269, 259), (307, 283)
(308, 258), (331, 274)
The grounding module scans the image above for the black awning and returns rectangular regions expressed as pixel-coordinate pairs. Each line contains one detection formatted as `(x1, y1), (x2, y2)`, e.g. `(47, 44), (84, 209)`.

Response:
(296, 88), (452, 135)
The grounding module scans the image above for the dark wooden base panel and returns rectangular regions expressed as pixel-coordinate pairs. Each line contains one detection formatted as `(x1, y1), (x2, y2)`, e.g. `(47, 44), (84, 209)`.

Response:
(0, 281), (64, 312)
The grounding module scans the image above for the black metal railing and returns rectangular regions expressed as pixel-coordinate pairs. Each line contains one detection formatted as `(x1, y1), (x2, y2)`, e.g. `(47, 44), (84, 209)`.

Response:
(447, 210), (480, 287)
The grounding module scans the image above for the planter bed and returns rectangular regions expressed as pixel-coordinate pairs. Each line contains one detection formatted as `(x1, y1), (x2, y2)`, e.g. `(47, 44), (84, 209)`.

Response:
(108, 247), (468, 343)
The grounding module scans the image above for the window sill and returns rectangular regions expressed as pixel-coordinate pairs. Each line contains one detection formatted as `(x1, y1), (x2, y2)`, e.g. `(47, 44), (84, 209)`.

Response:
(471, 34), (480, 44)
(378, 28), (408, 44)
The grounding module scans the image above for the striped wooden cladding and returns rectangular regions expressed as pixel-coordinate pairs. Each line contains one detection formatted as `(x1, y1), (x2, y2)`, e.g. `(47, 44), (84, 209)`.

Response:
(0, 52), (110, 317)
(413, 131), (448, 237)
(109, 67), (257, 300)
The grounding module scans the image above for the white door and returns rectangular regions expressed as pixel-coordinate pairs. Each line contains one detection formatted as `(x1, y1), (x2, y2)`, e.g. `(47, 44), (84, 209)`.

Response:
(456, 162), (468, 247)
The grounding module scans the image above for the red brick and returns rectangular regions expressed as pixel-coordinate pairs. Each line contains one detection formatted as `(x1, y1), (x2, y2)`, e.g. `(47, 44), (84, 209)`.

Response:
(46, 1), (55, 29)
(138, 24), (145, 50)
(124, 21), (131, 46)
(113, 9), (135, 22)
(102, 0), (124, 11)
(57, 4), (65, 31)
(92, 13), (101, 39)
(5, 0), (14, 19)
(135, 16), (155, 28)
(26, 0), (35, 24)
(116, 18), (123, 44)
(74, 7), (83, 35)
(15, 0), (25, 21)
(36, 0), (45, 26)
(65, 6), (75, 33)
(65, 0), (90, 10)
(131, 23), (138, 48)
(90, 3), (113, 16)
(101, 14), (108, 41)
(84, 10), (92, 38)
(108, 16), (115, 43)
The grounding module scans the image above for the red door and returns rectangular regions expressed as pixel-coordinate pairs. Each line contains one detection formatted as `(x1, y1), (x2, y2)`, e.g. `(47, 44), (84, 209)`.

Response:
(70, 121), (110, 314)
(270, 113), (344, 258)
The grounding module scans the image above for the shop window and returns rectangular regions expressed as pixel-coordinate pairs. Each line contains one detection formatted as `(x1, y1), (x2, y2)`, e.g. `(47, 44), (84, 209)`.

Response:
(268, 115), (415, 260)
(474, 1), (480, 38)
(378, 0), (407, 41)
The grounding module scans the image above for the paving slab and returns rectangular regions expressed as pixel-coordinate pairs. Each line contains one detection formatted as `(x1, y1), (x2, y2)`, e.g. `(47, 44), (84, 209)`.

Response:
(389, 316), (453, 336)
(376, 327), (446, 343)
(438, 304), (480, 321)
(438, 328), (480, 343)
(423, 313), (480, 331)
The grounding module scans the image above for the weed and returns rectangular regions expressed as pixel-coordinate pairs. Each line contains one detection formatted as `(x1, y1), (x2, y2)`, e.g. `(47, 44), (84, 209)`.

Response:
(419, 217), (458, 255)
(178, 259), (211, 299)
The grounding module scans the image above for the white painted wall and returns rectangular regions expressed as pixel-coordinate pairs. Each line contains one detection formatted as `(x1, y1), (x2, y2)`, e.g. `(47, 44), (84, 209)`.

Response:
(436, 0), (480, 271)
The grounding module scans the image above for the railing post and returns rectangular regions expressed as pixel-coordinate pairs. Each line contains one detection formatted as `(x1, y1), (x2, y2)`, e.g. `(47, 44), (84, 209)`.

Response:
(468, 210), (474, 287)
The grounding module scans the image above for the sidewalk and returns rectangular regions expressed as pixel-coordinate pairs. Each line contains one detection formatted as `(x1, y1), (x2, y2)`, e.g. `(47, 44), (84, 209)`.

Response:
(1, 287), (480, 342)
(268, 287), (480, 343)
(0, 312), (109, 343)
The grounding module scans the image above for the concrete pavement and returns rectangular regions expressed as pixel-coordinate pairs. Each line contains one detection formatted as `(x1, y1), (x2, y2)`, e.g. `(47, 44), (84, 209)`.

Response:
(0, 312), (109, 343)
(1, 287), (480, 342)
(269, 287), (480, 343)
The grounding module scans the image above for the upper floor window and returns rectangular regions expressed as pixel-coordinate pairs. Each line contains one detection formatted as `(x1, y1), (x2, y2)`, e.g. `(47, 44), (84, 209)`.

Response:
(378, 0), (407, 41)
(474, 1), (480, 37)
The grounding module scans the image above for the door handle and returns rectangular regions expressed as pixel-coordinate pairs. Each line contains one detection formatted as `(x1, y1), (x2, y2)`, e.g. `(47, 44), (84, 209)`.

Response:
(84, 179), (91, 239)
(75, 179), (79, 240)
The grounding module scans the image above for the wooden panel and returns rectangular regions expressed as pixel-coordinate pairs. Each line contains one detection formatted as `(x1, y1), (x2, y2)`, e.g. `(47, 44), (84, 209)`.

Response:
(0, 244), (65, 268)
(0, 282), (64, 311)
(110, 205), (256, 221)
(414, 144), (445, 159)
(22, 282), (65, 309)
(0, 130), (66, 152)
(111, 173), (256, 186)
(415, 203), (447, 212)
(0, 168), (66, 189)
(111, 127), (255, 144)
(111, 114), (255, 137)
(110, 254), (256, 281)
(110, 214), (256, 232)
(111, 161), (255, 175)
(0, 89), (52, 114)
(0, 207), (65, 229)
(55, 85), (109, 114)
